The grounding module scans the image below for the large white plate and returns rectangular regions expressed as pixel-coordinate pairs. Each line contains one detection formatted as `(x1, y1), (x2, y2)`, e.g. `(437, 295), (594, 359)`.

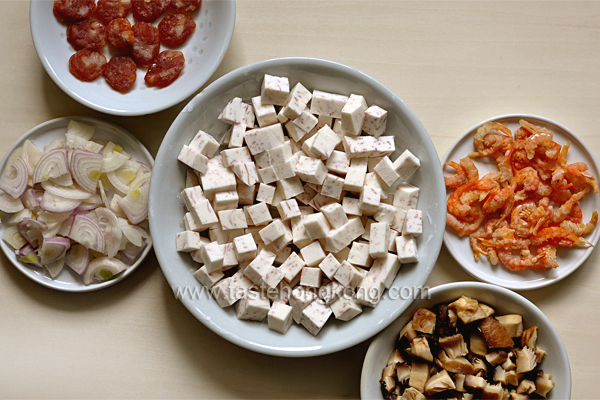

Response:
(30, 0), (236, 116)
(361, 282), (571, 400)
(0, 116), (154, 292)
(149, 57), (447, 357)
(442, 114), (600, 290)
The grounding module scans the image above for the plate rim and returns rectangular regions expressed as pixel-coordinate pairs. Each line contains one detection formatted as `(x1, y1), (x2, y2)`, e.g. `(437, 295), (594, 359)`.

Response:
(441, 113), (600, 290)
(360, 281), (572, 399)
(0, 116), (154, 292)
(28, 0), (237, 116)
(148, 56), (447, 357)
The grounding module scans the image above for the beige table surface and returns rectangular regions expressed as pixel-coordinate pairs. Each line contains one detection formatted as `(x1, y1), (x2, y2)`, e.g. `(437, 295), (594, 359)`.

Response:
(1, 1), (599, 398)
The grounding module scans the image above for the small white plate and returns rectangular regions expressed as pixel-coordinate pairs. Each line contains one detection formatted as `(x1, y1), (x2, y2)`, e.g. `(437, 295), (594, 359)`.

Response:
(0, 116), (154, 292)
(29, 0), (236, 116)
(149, 57), (447, 357)
(361, 282), (571, 400)
(442, 114), (600, 290)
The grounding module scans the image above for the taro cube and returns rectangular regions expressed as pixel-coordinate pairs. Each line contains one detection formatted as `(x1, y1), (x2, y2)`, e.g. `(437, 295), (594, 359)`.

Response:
(299, 241), (326, 267)
(330, 296), (362, 321)
(343, 157), (368, 192)
(347, 242), (372, 267)
(190, 199), (219, 229)
(252, 96), (278, 127)
(256, 183), (276, 204)
(363, 105), (388, 138)
(277, 176), (304, 199)
(259, 219), (286, 245)
(276, 199), (301, 220)
(342, 196), (362, 216)
(181, 186), (206, 211)
(396, 235), (419, 263)
(236, 291), (270, 321)
(294, 156), (328, 185)
(300, 300), (332, 336)
(310, 90), (349, 119)
(311, 125), (341, 159)
(292, 109), (318, 133)
(368, 253), (401, 288)
(188, 130), (220, 157)
(356, 276), (384, 308)
(318, 253), (341, 280)
(213, 190), (238, 211)
(374, 156), (400, 187)
(193, 265), (224, 287)
(320, 174), (344, 200)
(300, 267), (322, 288)
(178, 145), (208, 174)
(393, 149), (421, 181)
(218, 209), (247, 230)
(341, 94), (368, 136)
(333, 260), (365, 289)
(359, 186), (381, 215)
(393, 183), (420, 210)
(374, 203), (397, 224)
(244, 124), (284, 155)
(403, 209), (423, 236)
(320, 203), (348, 229)
(290, 286), (317, 324)
(268, 301), (293, 334)
(261, 74), (289, 106)
(302, 212), (331, 240)
(227, 124), (246, 148)
(326, 150), (350, 175)
(278, 251), (306, 283)
(200, 241), (224, 272)
(370, 222), (391, 259)
(218, 97), (243, 125)
(176, 231), (202, 252)
(281, 83), (312, 119)
(232, 162), (259, 186)
(233, 233), (257, 262)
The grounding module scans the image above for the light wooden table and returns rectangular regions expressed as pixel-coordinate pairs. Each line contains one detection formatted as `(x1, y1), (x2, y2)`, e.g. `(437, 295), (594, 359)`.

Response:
(1, 1), (598, 398)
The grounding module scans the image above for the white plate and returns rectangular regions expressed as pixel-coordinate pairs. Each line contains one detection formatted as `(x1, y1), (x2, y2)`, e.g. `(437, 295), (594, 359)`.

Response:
(0, 116), (154, 292)
(442, 114), (600, 290)
(29, 0), (236, 116)
(149, 57), (447, 357)
(361, 281), (571, 400)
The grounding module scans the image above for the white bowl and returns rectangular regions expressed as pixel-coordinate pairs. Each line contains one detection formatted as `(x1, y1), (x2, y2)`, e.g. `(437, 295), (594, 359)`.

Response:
(149, 57), (446, 357)
(29, 0), (236, 116)
(0, 116), (154, 292)
(442, 114), (600, 290)
(361, 281), (571, 399)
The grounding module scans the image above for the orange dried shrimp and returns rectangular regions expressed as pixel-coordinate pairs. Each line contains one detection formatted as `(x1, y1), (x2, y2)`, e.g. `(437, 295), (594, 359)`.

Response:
(445, 120), (598, 271)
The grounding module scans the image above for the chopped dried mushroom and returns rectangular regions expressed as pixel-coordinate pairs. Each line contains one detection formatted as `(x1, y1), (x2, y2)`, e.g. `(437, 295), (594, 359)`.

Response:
(380, 296), (554, 399)
(439, 333), (468, 358)
(412, 308), (436, 334)
(479, 317), (515, 348)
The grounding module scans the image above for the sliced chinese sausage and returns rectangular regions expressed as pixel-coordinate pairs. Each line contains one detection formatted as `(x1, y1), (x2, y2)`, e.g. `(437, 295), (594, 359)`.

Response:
(170, 0), (201, 13)
(158, 13), (196, 47)
(144, 50), (184, 88)
(131, 22), (160, 67)
(69, 49), (107, 82)
(107, 18), (135, 48)
(67, 18), (106, 50)
(104, 56), (137, 93)
(94, 0), (132, 24)
(132, 0), (171, 22)
(53, 0), (96, 23)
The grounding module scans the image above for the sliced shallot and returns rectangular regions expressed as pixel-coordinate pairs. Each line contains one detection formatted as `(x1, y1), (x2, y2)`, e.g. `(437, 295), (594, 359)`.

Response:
(68, 213), (106, 253)
(65, 244), (90, 275)
(39, 237), (71, 265)
(69, 148), (103, 193)
(95, 207), (122, 258)
(0, 157), (29, 199)
(117, 182), (149, 225)
(83, 257), (126, 285)
(40, 191), (82, 214)
(32, 148), (69, 184)
(0, 192), (24, 213)
(18, 218), (46, 247)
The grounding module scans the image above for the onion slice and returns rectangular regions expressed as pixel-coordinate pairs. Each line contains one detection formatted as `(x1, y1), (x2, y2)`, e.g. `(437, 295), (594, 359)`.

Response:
(120, 224), (148, 247)
(39, 237), (71, 265)
(95, 208), (122, 258)
(41, 180), (94, 200)
(0, 157), (28, 199)
(22, 140), (43, 175)
(65, 244), (90, 275)
(40, 192), (82, 214)
(32, 148), (69, 184)
(68, 214), (106, 253)
(101, 142), (130, 173)
(67, 120), (95, 140)
(83, 257), (127, 285)
(21, 189), (40, 210)
(69, 149), (103, 193)
(17, 218), (46, 247)
(118, 182), (149, 225)
(120, 242), (148, 264)
(66, 134), (103, 153)
(45, 256), (65, 278)
(19, 244), (42, 267)
(0, 192), (24, 213)
(2, 225), (27, 250)
(107, 160), (141, 195)
(49, 172), (73, 187)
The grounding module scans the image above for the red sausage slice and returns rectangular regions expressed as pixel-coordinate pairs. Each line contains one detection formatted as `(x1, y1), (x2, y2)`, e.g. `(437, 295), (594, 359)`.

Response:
(131, 22), (160, 67)
(170, 0), (201, 13)
(107, 18), (135, 48)
(67, 18), (106, 50)
(53, 0), (96, 23)
(132, 0), (171, 22)
(144, 50), (184, 88)
(94, 0), (132, 24)
(104, 56), (137, 93)
(69, 49), (107, 81)
(158, 13), (195, 47)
